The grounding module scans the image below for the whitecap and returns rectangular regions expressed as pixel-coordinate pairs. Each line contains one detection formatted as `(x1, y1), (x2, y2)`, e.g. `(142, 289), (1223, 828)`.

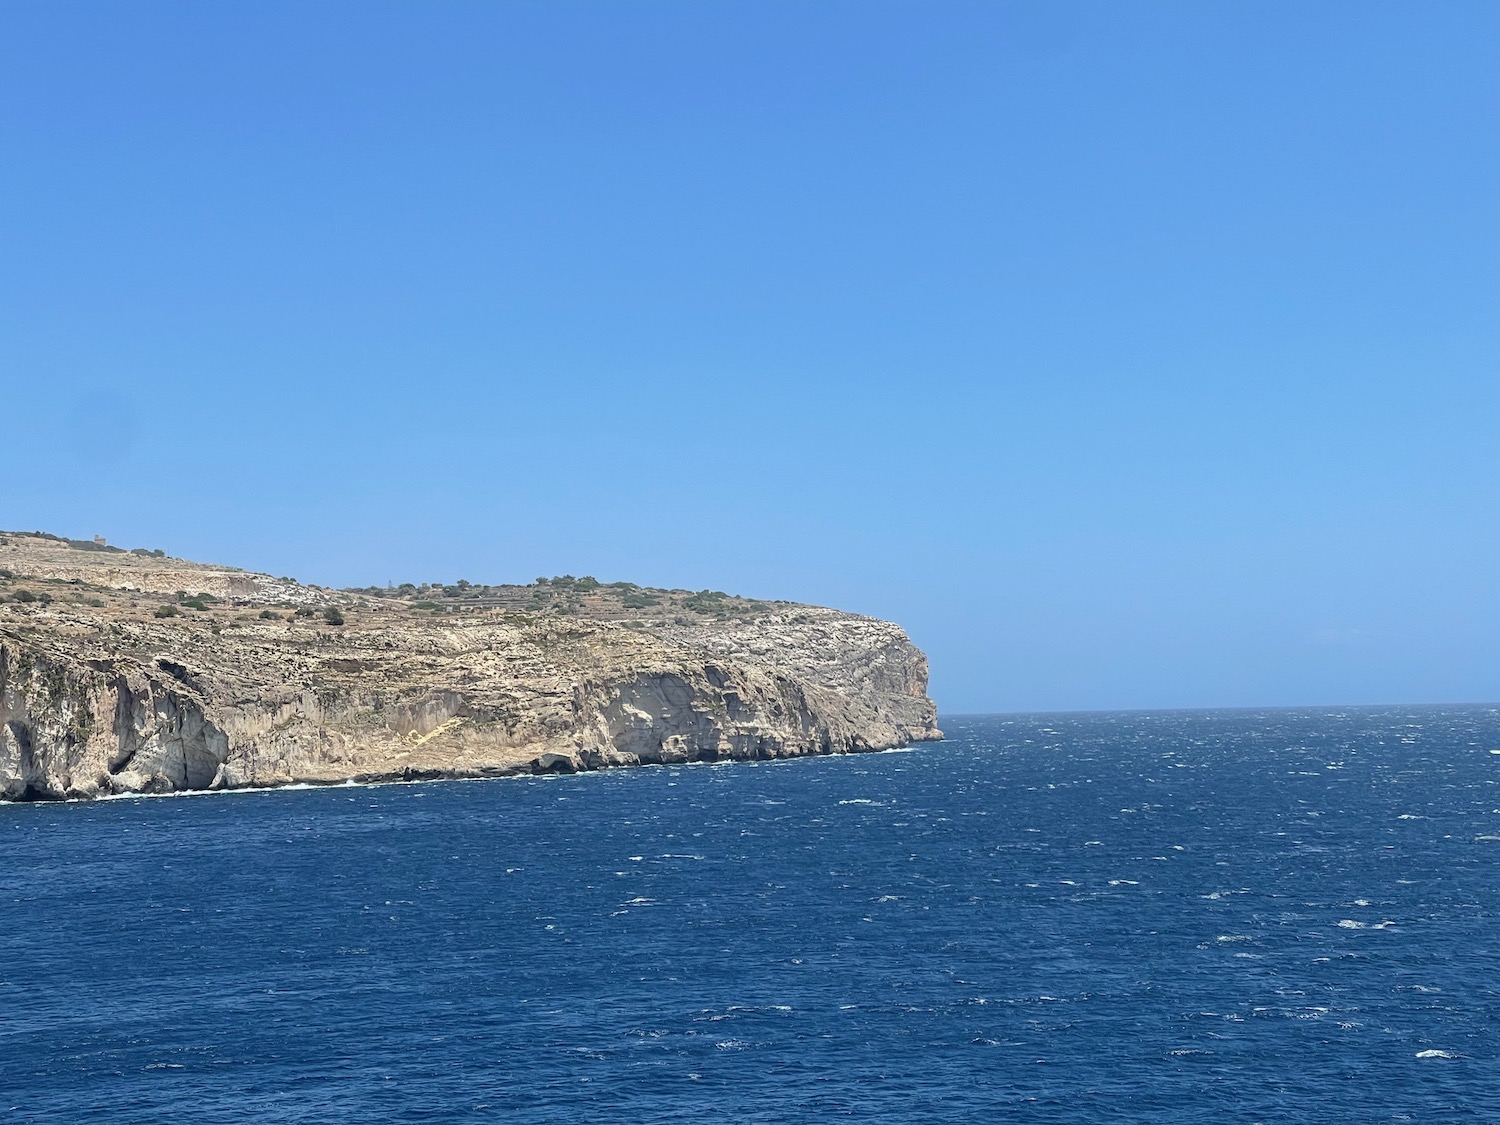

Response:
(1415, 1049), (1460, 1059)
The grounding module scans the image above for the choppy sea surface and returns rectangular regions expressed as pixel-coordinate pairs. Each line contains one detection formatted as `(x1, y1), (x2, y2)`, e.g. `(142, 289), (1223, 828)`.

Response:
(3, 706), (1499, 1122)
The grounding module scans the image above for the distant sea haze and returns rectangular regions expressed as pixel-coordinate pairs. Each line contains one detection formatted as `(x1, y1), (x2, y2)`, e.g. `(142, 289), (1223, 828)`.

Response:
(3, 705), (1498, 1122)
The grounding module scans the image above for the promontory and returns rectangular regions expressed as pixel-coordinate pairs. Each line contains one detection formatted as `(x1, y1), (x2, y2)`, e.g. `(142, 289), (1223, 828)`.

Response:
(0, 531), (940, 800)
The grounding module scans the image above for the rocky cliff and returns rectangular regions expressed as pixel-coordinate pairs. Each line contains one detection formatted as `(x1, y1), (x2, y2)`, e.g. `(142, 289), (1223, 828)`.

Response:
(0, 532), (940, 800)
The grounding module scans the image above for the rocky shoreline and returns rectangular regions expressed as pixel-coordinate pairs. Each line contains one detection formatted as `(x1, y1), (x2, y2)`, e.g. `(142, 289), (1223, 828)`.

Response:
(0, 532), (940, 801)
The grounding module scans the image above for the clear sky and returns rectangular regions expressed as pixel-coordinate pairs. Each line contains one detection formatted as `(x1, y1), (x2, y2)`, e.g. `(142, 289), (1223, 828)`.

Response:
(2, 2), (1496, 714)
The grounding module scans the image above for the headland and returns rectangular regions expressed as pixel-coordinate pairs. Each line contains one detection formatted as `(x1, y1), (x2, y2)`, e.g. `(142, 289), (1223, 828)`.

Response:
(0, 531), (940, 800)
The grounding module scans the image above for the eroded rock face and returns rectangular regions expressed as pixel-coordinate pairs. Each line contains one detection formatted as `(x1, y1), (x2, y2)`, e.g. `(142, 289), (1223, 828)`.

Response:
(0, 532), (940, 800)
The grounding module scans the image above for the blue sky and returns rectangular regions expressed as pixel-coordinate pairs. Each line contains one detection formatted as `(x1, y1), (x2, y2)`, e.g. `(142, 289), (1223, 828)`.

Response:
(3, 1), (1496, 713)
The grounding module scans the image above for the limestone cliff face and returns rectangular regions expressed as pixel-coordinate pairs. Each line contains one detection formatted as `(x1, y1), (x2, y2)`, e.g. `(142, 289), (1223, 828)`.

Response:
(0, 533), (939, 800)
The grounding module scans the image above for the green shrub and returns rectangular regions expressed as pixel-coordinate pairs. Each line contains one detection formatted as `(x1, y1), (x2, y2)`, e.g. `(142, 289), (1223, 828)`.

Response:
(154, 605), (179, 618)
(65, 538), (123, 553)
(323, 606), (345, 626)
(13, 589), (37, 603)
(259, 609), (281, 620)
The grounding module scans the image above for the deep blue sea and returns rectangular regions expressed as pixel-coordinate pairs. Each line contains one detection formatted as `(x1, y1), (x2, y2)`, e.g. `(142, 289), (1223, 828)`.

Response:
(4, 707), (1500, 1122)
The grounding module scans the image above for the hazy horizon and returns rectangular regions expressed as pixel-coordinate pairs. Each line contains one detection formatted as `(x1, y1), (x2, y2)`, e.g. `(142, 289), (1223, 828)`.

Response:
(4, 2), (1496, 713)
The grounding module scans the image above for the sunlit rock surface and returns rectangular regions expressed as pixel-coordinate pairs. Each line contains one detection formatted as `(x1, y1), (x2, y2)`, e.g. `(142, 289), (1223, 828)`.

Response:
(0, 532), (939, 800)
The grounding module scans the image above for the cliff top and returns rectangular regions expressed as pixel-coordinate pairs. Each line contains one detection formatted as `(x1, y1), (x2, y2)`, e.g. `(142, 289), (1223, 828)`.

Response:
(0, 529), (819, 629)
(0, 529), (912, 712)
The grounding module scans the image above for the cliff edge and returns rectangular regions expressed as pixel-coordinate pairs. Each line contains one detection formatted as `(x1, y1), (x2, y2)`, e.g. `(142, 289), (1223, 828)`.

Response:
(0, 532), (940, 800)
